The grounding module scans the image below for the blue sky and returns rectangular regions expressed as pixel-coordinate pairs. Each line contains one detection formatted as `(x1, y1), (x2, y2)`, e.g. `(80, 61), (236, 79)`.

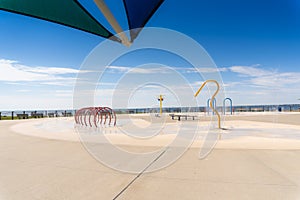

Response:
(0, 0), (300, 110)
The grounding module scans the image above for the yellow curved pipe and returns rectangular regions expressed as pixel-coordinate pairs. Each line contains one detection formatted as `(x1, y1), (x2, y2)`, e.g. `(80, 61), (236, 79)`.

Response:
(194, 80), (221, 129)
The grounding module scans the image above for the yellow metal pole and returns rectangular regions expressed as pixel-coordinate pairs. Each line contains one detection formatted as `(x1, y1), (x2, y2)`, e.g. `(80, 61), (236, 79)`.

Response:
(159, 95), (163, 115)
(194, 80), (221, 129)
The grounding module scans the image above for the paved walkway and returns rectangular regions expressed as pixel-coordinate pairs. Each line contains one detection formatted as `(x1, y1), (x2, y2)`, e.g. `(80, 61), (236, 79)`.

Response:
(1, 120), (300, 200)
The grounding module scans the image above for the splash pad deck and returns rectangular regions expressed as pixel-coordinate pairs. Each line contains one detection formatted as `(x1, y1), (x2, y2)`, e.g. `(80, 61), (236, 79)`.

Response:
(9, 113), (300, 150)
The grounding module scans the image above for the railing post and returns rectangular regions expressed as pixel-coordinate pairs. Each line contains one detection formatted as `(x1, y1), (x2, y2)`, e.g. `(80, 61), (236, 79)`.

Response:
(12, 111), (14, 120)
(0, 112), (1, 120)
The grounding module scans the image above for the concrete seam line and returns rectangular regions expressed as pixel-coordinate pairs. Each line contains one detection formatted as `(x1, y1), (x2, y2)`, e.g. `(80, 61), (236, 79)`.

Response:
(113, 148), (168, 200)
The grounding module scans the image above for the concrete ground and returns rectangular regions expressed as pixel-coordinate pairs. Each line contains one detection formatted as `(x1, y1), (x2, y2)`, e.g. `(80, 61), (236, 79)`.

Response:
(0, 114), (300, 200)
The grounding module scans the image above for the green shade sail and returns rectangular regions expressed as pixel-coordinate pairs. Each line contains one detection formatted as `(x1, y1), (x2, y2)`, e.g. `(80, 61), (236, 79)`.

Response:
(0, 0), (120, 41)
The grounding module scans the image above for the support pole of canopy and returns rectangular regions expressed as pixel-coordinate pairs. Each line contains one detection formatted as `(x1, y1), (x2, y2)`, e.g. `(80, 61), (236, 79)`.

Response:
(94, 0), (131, 46)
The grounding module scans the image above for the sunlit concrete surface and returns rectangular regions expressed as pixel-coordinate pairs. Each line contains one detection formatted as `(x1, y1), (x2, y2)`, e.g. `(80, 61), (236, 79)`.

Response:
(0, 113), (300, 199)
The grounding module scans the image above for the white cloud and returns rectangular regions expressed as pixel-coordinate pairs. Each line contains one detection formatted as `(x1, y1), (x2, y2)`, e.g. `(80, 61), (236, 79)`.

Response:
(0, 59), (54, 81)
(184, 67), (228, 73)
(40, 79), (76, 86)
(227, 65), (300, 88)
(143, 85), (162, 89)
(222, 64), (300, 104)
(16, 89), (31, 93)
(224, 82), (241, 87)
(106, 65), (171, 74)
(14, 65), (81, 75)
(106, 66), (130, 73)
(106, 65), (227, 74)
(130, 67), (169, 74)
(250, 72), (300, 87)
(54, 90), (73, 97)
(229, 65), (274, 77)
(0, 59), (86, 83)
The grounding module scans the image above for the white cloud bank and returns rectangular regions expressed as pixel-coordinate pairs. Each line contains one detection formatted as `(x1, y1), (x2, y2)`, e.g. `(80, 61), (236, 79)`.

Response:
(0, 59), (81, 82)
(223, 65), (300, 104)
(229, 65), (274, 77)
(106, 65), (227, 74)
(228, 65), (300, 88)
(0, 58), (299, 109)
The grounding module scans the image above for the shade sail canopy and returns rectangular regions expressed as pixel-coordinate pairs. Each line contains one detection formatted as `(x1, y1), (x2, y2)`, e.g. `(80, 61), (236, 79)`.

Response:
(0, 0), (119, 41)
(123, 0), (164, 42)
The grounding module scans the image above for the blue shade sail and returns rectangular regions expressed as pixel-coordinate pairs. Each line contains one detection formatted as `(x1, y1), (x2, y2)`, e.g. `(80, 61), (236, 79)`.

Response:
(123, 0), (164, 42)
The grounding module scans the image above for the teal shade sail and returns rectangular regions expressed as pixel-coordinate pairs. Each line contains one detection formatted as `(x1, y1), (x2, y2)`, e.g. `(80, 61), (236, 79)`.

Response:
(0, 0), (120, 41)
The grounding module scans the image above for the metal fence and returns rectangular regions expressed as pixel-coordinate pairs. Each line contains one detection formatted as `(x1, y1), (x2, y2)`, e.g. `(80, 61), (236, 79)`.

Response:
(0, 104), (299, 120)
(0, 110), (76, 120)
